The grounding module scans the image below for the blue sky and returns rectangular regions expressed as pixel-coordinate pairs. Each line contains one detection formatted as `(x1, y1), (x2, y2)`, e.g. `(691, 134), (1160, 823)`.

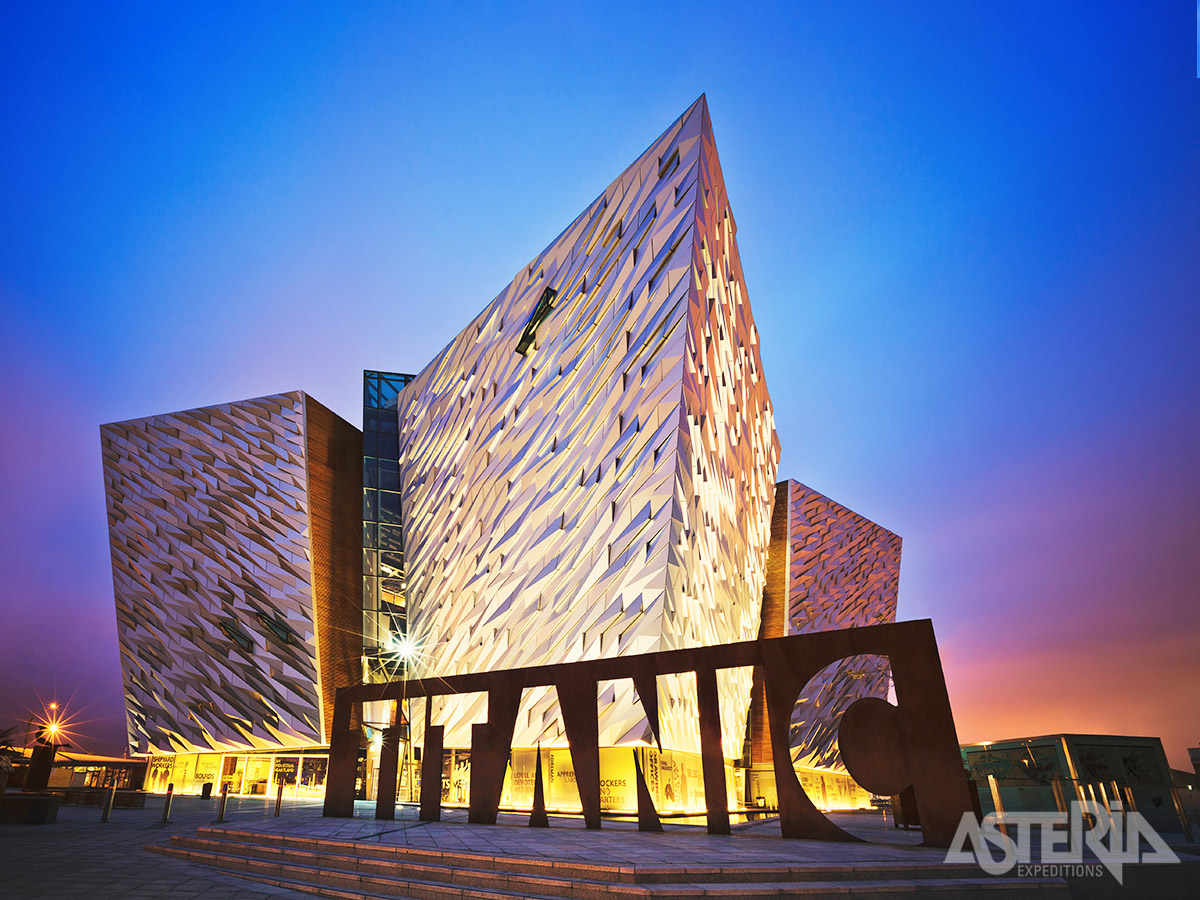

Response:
(2, 2), (1197, 764)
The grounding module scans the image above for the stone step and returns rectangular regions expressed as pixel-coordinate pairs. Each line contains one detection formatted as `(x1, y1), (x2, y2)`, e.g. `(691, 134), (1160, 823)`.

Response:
(173, 829), (989, 886)
(147, 833), (1073, 900)
(189, 827), (646, 883)
(194, 825), (671, 883)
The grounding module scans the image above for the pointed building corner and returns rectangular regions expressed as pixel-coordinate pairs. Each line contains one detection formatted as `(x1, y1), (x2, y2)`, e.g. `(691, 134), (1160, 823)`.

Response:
(395, 100), (780, 757)
(684, 92), (709, 120)
(659, 90), (781, 759)
(694, 91), (712, 134)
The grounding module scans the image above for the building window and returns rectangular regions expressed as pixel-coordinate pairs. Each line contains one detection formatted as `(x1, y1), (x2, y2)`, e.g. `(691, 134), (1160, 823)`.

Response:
(362, 370), (414, 681)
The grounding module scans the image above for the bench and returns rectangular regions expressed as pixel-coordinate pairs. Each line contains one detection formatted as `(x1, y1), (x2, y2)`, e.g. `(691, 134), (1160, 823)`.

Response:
(0, 793), (61, 824)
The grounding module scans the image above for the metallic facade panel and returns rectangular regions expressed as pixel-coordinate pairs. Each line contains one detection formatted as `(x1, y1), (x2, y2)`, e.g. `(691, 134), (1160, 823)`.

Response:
(102, 392), (359, 755)
(397, 96), (780, 756)
(782, 480), (901, 769)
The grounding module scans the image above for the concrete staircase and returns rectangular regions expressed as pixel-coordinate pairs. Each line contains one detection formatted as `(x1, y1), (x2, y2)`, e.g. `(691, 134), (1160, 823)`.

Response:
(148, 825), (1072, 899)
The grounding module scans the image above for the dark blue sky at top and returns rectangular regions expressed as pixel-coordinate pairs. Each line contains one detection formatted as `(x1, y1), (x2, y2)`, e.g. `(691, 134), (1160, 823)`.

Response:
(1, 3), (1197, 764)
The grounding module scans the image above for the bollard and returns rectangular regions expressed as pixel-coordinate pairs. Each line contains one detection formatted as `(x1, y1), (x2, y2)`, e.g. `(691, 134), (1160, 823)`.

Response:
(274, 782), (284, 817)
(161, 783), (174, 824)
(217, 782), (230, 823)
(100, 787), (116, 823)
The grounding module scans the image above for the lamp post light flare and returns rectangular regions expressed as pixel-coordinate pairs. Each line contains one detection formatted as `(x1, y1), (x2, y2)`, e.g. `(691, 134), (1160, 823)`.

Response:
(386, 633), (423, 803)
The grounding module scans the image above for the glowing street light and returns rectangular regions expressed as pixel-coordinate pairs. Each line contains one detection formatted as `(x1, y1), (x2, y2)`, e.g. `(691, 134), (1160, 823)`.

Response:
(35, 699), (74, 749)
(387, 634), (422, 668)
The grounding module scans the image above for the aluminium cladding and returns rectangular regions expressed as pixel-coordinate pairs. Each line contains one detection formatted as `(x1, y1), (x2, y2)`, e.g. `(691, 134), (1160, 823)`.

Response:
(102, 392), (360, 754)
(395, 96), (780, 755)
(102, 97), (902, 774)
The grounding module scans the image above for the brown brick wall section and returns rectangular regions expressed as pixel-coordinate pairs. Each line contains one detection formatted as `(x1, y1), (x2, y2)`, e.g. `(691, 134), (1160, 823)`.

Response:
(304, 395), (364, 741)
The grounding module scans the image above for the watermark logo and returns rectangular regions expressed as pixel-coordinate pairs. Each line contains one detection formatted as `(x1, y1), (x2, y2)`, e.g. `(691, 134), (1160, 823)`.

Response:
(945, 800), (1179, 885)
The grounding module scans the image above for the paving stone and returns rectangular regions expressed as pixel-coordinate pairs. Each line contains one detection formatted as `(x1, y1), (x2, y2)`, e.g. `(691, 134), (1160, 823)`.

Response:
(0, 796), (318, 900)
(7, 794), (1196, 899)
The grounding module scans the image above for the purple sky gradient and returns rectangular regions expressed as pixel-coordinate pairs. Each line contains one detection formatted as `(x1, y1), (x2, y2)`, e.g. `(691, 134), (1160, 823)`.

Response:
(1, 2), (1197, 767)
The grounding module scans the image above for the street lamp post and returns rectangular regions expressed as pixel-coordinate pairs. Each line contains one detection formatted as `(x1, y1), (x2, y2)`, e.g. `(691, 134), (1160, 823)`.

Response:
(388, 634), (421, 804)
(26, 700), (67, 792)
(403, 659), (414, 802)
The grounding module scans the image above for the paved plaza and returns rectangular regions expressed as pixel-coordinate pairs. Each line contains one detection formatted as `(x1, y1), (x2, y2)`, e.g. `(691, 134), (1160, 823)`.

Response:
(219, 802), (935, 867)
(3, 794), (1198, 899)
(0, 795), (321, 900)
(0, 795), (932, 899)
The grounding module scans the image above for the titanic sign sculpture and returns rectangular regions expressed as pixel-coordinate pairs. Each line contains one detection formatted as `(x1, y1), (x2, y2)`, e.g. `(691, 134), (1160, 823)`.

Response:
(323, 619), (974, 848)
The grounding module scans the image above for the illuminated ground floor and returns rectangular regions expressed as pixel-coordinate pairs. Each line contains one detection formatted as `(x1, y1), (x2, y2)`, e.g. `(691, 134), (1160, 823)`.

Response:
(7, 749), (146, 791)
(142, 744), (875, 815)
(481, 746), (872, 816)
(143, 749), (331, 799)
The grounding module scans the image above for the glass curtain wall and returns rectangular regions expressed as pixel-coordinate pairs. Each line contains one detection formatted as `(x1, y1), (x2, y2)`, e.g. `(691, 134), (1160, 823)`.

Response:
(362, 370), (414, 682)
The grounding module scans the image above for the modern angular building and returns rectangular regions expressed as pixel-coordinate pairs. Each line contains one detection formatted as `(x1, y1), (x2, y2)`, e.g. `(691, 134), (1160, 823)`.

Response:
(103, 96), (904, 812)
(101, 392), (362, 796)
(745, 480), (901, 807)
(395, 95), (778, 767)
